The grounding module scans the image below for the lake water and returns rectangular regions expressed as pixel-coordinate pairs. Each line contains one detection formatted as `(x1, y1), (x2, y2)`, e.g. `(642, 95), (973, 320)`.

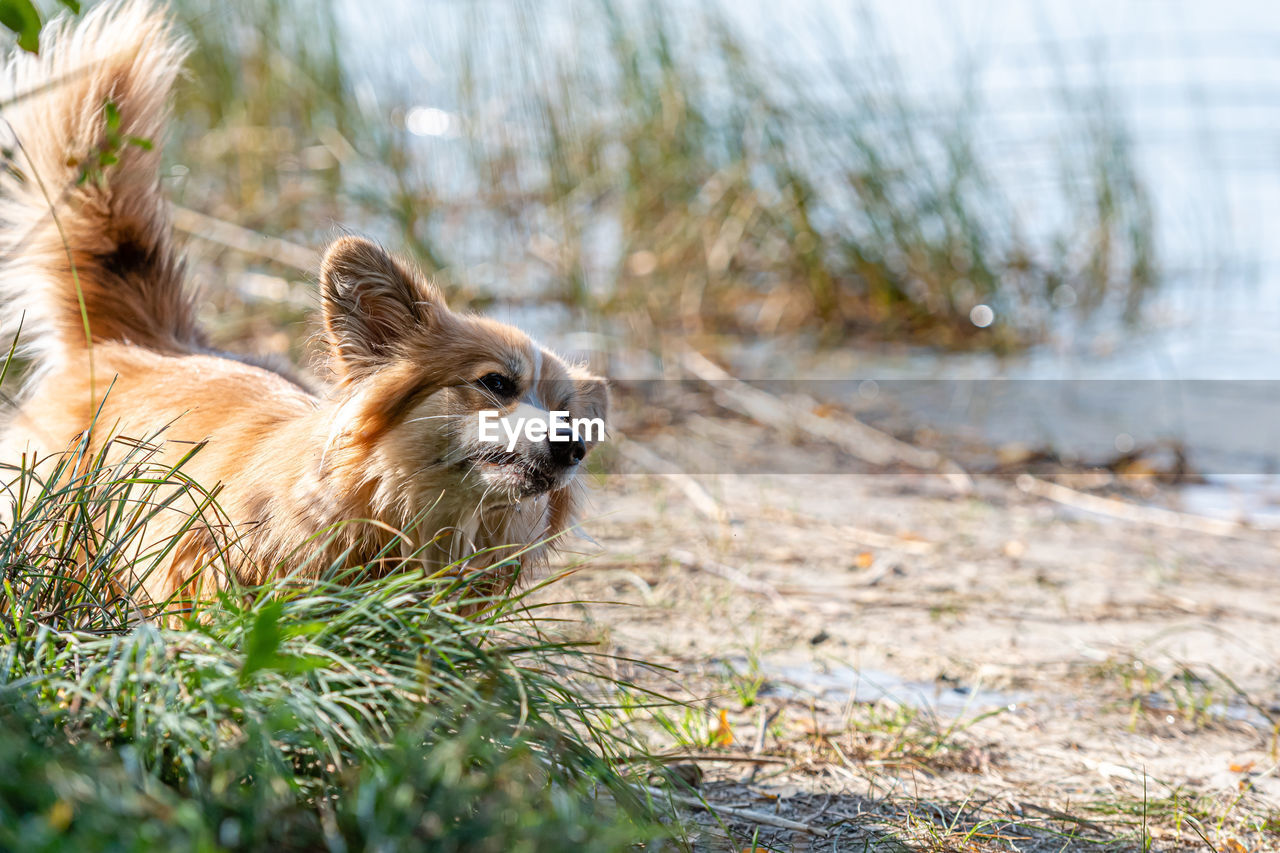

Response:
(341, 0), (1280, 381)
(338, 1), (1280, 519)
(720, 0), (1280, 382)
(751, 1), (1280, 518)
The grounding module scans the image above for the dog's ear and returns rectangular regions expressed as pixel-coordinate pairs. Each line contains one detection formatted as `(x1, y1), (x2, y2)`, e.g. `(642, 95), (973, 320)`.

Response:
(320, 236), (442, 378)
(569, 366), (609, 448)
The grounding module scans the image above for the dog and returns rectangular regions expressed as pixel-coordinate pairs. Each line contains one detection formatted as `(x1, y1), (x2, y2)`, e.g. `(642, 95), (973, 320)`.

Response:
(0, 1), (608, 606)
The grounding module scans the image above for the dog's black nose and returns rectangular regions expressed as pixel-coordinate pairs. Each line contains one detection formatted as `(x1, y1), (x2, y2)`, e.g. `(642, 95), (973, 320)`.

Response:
(550, 434), (586, 467)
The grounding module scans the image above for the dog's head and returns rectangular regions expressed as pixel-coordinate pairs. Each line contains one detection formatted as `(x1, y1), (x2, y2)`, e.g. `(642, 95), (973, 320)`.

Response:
(318, 236), (608, 520)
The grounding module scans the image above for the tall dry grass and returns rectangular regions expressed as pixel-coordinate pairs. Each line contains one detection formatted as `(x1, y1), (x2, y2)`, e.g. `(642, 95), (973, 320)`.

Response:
(168, 0), (1157, 352)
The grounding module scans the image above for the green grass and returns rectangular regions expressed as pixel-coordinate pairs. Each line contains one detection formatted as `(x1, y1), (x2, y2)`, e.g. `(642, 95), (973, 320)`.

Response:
(1080, 786), (1280, 852)
(0, 429), (678, 851)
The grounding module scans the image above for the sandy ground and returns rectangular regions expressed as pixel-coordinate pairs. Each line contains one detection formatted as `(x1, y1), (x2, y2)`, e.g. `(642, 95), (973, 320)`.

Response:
(205, 310), (1279, 849)
(537, 407), (1280, 851)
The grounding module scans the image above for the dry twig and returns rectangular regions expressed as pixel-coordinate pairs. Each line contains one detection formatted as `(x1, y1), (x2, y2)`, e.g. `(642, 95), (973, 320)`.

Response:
(668, 548), (789, 611)
(641, 784), (832, 838)
(172, 205), (317, 272)
(615, 438), (731, 525)
(678, 348), (973, 493)
(1016, 474), (1270, 541)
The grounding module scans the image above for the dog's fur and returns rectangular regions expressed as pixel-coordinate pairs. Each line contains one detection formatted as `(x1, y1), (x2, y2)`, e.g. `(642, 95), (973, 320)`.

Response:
(0, 1), (607, 605)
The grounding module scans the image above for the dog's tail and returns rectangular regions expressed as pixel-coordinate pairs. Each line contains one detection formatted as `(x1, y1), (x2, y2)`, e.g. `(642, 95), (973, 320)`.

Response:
(0, 0), (200, 363)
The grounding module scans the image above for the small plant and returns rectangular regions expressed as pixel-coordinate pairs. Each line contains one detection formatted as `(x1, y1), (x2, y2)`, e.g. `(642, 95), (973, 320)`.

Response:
(650, 703), (723, 751)
(831, 698), (1005, 771)
(74, 100), (155, 189)
(1091, 656), (1238, 732)
(0, 0), (79, 54)
(720, 651), (765, 709)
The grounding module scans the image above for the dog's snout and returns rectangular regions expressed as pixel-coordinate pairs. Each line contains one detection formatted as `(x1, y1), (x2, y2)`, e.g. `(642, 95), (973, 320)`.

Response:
(550, 429), (586, 467)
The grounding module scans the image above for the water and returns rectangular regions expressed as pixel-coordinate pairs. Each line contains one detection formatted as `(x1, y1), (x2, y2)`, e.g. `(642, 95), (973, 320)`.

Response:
(720, 0), (1280, 381)
(742, 657), (1031, 717)
(334, 1), (1280, 516)
(336, 0), (1280, 375)
(710, 1), (1280, 517)
(726, 656), (1278, 731)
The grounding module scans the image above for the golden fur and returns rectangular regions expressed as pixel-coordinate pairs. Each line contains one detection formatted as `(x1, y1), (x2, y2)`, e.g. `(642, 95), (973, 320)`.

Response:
(0, 1), (607, 605)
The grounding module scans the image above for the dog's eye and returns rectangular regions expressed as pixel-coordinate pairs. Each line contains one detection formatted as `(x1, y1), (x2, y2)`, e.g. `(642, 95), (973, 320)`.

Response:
(476, 372), (517, 398)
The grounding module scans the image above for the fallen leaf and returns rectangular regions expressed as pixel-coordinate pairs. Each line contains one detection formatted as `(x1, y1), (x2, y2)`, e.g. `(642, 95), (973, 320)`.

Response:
(713, 708), (734, 746)
(1229, 761), (1255, 774)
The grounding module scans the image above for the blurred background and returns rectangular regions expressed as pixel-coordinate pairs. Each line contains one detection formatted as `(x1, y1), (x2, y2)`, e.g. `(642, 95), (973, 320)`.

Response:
(167, 0), (1270, 371)
(157, 0), (1280, 522)
(152, 0), (1280, 517)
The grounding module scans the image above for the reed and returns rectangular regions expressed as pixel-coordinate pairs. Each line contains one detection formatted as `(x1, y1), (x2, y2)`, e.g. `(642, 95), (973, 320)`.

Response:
(167, 0), (1158, 351)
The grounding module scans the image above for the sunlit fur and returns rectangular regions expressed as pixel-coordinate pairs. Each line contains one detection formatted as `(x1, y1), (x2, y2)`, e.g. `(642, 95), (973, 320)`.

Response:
(0, 1), (607, 606)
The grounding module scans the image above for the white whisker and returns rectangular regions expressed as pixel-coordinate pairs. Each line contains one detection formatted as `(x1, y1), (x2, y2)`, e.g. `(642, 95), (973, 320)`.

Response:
(404, 414), (468, 424)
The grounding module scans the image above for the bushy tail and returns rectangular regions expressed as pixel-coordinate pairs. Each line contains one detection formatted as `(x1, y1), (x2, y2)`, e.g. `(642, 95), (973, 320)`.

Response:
(0, 0), (200, 362)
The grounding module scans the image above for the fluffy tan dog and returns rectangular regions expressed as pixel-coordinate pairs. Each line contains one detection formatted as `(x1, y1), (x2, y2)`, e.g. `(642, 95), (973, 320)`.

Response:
(0, 1), (607, 605)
